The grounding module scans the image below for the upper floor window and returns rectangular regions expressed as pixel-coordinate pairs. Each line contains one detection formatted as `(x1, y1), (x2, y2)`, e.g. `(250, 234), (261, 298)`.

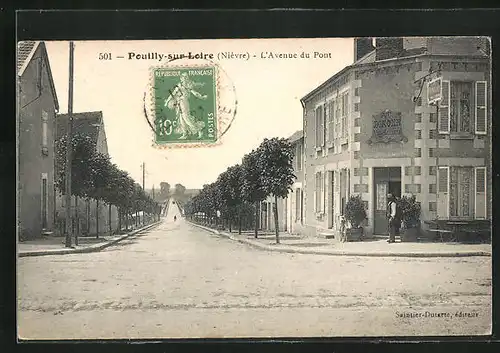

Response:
(450, 81), (472, 133)
(327, 100), (335, 142)
(315, 105), (325, 148)
(341, 92), (349, 139)
(41, 110), (49, 156)
(438, 80), (487, 135)
(295, 142), (303, 171)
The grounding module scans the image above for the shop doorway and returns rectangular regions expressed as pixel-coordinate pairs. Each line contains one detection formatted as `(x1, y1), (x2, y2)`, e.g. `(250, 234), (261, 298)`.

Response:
(373, 167), (401, 235)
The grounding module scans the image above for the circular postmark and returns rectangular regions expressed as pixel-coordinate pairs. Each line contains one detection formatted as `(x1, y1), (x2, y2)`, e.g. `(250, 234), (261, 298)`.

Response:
(144, 56), (237, 149)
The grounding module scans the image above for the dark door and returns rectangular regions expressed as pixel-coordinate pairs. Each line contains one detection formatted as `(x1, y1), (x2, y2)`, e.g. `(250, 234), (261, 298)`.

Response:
(373, 167), (401, 234)
(374, 181), (388, 234)
(329, 171), (334, 229)
(41, 178), (48, 229)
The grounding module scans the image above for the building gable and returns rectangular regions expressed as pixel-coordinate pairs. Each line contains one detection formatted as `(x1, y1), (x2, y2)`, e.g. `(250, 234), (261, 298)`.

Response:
(17, 41), (60, 111)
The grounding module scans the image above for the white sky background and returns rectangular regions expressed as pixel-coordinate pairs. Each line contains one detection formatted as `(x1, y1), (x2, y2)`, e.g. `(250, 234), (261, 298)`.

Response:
(46, 39), (353, 189)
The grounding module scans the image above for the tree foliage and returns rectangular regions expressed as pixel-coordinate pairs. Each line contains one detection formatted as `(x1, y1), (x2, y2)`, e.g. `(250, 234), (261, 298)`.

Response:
(184, 136), (295, 241)
(55, 133), (161, 226)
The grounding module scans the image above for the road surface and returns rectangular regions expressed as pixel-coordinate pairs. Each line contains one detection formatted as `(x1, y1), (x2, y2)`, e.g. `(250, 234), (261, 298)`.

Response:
(17, 198), (491, 339)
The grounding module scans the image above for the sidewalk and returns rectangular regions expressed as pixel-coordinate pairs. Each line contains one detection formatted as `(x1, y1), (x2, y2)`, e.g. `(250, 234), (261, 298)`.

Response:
(18, 221), (161, 257)
(189, 222), (491, 258)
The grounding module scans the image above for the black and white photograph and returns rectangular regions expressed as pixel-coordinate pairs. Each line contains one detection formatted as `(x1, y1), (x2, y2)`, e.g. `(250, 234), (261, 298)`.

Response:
(16, 35), (492, 339)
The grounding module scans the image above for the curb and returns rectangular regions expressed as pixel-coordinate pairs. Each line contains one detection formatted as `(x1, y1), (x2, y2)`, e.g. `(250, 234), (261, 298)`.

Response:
(19, 221), (162, 257)
(188, 222), (491, 258)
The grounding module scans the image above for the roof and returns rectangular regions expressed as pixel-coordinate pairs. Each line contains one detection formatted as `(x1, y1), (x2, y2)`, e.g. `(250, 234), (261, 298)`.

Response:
(17, 41), (60, 111)
(56, 111), (103, 146)
(17, 41), (37, 72)
(287, 130), (303, 144)
(300, 47), (485, 104)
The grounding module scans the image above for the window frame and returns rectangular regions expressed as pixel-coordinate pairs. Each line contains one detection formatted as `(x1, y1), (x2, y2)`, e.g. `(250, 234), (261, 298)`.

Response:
(448, 166), (474, 219)
(449, 80), (474, 134)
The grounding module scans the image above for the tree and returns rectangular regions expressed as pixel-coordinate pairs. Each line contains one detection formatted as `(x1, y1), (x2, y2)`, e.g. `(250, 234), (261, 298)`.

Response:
(174, 183), (186, 196)
(258, 138), (295, 244)
(55, 132), (99, 240)
(159, 182), (170, 202)
(218, 165), (245, 233)
(88, 152), (113, 238)
(241, 149), (267, 238)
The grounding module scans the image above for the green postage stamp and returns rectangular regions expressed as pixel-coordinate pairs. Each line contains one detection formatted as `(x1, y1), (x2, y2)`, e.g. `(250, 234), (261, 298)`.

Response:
(152, 66), (218, 145)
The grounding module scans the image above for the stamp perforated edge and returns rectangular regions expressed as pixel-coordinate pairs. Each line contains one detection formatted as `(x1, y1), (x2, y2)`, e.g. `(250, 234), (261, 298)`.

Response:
(147, 62), (224, 150)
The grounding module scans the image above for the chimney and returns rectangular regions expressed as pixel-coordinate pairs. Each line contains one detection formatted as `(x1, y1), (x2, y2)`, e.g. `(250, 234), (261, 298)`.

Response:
(354, 37), (375, 61)
(375, 37), (404, 61)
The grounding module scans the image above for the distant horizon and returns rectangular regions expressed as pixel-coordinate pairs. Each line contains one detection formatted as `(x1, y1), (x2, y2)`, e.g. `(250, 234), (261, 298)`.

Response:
(45, 39), (354, 189)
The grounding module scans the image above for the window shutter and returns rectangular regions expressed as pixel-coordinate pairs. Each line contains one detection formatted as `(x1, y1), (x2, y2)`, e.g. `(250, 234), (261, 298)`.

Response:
(438, 80), (450, 134)
(437, 167), (449, 218)
(475, 167), (486, 219)
(315, 107), (320, 148)
(321, 105), (326, 147)
(475, 81), (487, 135)
(323, 104), (328, 146)
(314, 172), (318, 212)
(322, 172), (326, 213)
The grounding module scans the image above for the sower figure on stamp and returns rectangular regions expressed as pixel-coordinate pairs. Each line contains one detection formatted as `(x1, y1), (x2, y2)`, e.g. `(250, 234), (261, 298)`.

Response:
(164, 72), (207, 139)
(387, 192), (401, 243)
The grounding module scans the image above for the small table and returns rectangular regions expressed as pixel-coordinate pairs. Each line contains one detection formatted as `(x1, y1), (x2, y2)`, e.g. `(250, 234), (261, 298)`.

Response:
(425, 219), (489, 242)
(446, 221), (470, 242)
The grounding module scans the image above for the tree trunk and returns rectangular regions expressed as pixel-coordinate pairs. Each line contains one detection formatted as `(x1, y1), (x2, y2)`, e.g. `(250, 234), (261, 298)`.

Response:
(274, 195), (280, 244)
(229, 217), (232, 233)
(86, 198), (90, 235)
(118, 208), (122, 234)
(108, 203), (112, 235)
(254, 201), (259, 238)
(238, 213), (242, 235)
(96, 199), (99, 239)
(75, 196), (79, 246)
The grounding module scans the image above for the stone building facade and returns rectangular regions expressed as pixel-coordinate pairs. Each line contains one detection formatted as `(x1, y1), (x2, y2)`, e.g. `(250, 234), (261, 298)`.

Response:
(17, 41), (60, 240)
(259, 130), (305, 234)
(300, 37), (491, 238)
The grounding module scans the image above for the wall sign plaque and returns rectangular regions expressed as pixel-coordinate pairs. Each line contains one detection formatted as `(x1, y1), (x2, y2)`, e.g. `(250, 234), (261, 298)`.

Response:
(367, 110), (408, 145)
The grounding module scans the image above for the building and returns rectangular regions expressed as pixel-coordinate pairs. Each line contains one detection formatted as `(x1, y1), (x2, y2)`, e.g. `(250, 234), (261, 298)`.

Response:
(55, 111), (119, 236)
(259, 130), (305, 234)
(300, 37), (491, 238)
(285, 130), (305, 234)
(17, 41), (60, 240)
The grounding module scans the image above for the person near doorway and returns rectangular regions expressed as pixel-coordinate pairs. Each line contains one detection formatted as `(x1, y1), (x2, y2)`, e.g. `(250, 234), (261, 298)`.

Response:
(174, 215), (177, 222)
(387, 193), (401, 243)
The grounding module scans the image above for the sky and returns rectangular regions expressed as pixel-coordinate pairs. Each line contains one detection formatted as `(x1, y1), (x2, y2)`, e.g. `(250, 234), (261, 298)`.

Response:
(45, 39), (353, 189)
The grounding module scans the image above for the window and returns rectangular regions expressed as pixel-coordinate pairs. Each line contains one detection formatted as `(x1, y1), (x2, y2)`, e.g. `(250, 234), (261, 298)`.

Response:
(341, 92), (349, 139)
(315, 105), (325, 148)
(450, 82), (473, 133)
(449, 167), (474, 218)
(295, 188), (301, 220)
(315, 172), (324, 213)
(295, 143), (303, 171)
(42, 110), (49, 154)
(327, 100), (335, 142)
(439, 80), (488, 135)
(335, 96), (341, 140)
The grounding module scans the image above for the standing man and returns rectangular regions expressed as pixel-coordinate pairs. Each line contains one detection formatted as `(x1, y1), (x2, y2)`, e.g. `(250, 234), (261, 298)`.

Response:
(387, 193), (401, 243)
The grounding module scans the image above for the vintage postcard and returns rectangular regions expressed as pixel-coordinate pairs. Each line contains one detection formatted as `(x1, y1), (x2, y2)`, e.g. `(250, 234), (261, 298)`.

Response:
(17, 37), (492, 339)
